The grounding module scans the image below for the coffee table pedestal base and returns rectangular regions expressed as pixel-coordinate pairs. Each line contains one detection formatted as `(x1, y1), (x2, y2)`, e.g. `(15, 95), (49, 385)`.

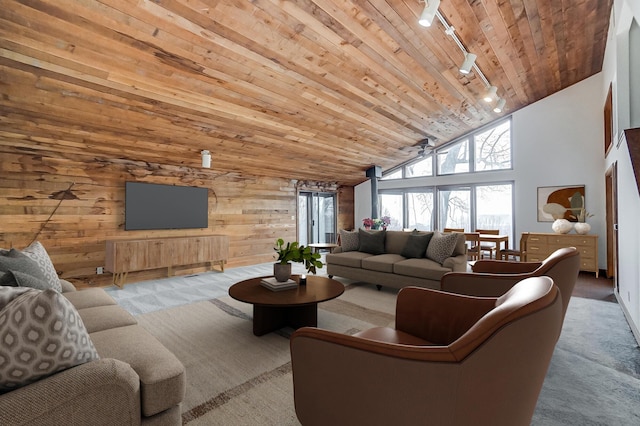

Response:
(253, 304), (317, 336)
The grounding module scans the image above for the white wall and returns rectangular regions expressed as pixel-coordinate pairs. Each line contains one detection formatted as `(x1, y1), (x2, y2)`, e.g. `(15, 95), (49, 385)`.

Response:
(601, 0), (640, 343)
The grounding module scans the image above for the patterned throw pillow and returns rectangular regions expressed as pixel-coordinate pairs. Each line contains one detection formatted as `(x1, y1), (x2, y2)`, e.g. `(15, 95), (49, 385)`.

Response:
(21, 241), (62, 293)
(0, 287), (99, 393)
(0, 270), (52, 291)
(339, 230), (360, 252)
(426, 231), (459, 264)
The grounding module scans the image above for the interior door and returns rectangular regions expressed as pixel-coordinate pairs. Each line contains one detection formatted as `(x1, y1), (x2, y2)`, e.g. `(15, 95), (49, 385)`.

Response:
(605, 163), (618, 287)
(298, 192), (336, 245)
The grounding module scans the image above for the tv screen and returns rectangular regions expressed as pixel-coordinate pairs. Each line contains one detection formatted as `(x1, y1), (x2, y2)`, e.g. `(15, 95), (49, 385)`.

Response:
(125, 182), (208, 230)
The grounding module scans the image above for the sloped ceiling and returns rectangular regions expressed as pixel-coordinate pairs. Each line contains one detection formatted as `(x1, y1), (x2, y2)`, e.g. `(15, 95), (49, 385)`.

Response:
(0, 0), (613, 185)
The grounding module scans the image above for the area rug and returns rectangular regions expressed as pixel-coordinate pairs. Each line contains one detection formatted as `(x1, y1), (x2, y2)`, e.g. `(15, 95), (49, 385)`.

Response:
(134, 282), (640, 425)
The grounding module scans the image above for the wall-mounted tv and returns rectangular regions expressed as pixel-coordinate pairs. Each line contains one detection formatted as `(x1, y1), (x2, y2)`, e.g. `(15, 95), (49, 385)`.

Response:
(125, 182), (208, 230)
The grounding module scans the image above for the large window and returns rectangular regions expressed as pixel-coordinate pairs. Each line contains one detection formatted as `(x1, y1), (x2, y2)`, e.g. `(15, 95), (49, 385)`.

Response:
(382, 118), (512, 179)
(438, 187), (471, 230)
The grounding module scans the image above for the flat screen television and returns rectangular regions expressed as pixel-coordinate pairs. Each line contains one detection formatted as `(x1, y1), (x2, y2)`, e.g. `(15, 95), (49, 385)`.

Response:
(125, 182), (208, 230)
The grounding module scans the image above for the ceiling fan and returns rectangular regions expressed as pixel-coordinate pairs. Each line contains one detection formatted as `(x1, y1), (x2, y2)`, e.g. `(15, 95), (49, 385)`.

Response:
(417, 138), (435, 157)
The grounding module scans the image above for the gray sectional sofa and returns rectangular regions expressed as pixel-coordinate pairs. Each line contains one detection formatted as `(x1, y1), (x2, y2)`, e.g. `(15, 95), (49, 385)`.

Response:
(0, 244), (185, 426)
(327, 229), (468, 290)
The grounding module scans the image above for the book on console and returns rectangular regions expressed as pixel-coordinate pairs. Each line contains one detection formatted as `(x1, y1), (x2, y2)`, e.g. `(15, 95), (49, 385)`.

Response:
(260, 277), (298, 291)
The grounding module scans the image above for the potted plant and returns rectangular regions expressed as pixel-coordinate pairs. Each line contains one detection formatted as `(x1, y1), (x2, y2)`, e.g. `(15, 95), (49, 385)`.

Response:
(273, 239), (324, 282)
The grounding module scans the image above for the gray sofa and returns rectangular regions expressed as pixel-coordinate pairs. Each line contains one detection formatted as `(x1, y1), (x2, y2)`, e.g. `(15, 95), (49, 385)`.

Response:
(327, 229), (468, 290)
(0, 278), (186, 426)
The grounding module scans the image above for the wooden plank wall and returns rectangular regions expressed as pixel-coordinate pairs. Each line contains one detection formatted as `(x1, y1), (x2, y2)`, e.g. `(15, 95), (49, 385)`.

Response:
(0, 145), (353, 288)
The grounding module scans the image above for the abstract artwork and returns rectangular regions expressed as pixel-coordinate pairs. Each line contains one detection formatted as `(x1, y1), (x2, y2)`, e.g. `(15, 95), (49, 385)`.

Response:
(537, 185), (585, 222)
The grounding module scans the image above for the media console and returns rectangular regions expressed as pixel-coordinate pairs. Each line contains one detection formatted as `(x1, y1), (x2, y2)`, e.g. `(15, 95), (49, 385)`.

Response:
(105, 235), (229, 287)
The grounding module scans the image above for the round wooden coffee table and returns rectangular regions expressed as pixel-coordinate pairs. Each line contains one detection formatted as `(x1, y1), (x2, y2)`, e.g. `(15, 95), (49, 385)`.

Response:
(229, 275), (344, 336)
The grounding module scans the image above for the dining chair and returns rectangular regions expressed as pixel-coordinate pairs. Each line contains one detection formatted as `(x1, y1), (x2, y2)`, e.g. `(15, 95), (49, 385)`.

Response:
(464, 232), (481, 261)
(499, 232), (530, 261)
(474, 229), (500, 258)
(443, 227), (464, 233)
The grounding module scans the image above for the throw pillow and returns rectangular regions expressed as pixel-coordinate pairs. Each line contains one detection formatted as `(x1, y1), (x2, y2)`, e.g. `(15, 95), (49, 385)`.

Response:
(358, 229), (386, 255)
(0, 287), (100, 393)
(339, 229), (359, 252)
(0, 270), (53, 291)
(0, 249), (49, 284)
(400, 231), (433, 259)
(21, 241), (62, 293)
(426, 231), (459, 264)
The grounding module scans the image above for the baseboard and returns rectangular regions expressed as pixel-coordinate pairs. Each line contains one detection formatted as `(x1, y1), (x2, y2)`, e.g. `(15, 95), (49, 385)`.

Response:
(615, 291), (640, 346)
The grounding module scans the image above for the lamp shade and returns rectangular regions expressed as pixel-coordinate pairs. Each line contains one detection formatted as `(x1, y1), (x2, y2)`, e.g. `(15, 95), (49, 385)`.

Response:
(459, 53), (477, 74)
(201, 150), (211, 168)
(483, 85), (498, 103)
(418, 0), (440, 27)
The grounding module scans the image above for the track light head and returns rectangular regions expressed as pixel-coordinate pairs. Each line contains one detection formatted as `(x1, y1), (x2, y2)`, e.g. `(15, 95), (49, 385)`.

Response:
(459, 53), (477, 74)
(418, 0), (440, 27)
(483, 85), (498, 103)
(493, 98), (506, 113)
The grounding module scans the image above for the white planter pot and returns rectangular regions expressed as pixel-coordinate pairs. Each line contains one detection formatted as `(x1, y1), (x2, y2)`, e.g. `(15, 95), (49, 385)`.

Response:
(552, 219), (573, 234)
(574, 222), (591, 235)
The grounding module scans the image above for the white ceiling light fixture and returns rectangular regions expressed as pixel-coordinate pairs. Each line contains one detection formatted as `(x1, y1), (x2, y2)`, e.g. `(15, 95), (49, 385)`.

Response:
(459, 53), (477, 74)
(483, 85), (498, 103)
(418, 0), (440, 27)
(493, 98), (506, 113)
(201, 150), (211, 168)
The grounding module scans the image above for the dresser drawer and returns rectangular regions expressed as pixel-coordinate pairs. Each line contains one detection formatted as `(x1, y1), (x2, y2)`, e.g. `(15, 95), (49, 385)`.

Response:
(547, 235), (595, 247)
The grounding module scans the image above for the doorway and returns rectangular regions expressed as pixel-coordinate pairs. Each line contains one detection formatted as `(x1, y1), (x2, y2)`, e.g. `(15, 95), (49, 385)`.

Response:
(298, 192), (337, 246)
(605, 162), (618, 289)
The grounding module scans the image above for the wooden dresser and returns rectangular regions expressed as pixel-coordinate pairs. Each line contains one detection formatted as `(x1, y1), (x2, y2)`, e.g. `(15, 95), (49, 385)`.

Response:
(525, 232), (598, 277)
(105, 235), (229, 287)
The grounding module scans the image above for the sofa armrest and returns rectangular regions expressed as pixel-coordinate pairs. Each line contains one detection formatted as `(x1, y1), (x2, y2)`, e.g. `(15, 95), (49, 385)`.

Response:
(0, 358), (141, 426)
(442, 253), (468, 272)
(441, 271), (529, 297)
(60, 278), (77, 292)
(332, 246), (344, 254)
(471, 260), (541, 274)
(395, 286), (495, 345)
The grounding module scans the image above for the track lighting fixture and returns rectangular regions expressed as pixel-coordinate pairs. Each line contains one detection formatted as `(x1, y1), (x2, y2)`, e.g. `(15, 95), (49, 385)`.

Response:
(417, 2), (505, 113)
(418, 0), (440, 27)
(459, 53), (477, 75)
(483, 86), (498, 103)
(201, 150), (211, 168)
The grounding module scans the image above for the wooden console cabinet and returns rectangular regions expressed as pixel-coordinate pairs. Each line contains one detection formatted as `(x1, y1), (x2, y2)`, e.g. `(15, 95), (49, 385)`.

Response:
(105, 235), (229, 287)
(525, 232), (598, 277)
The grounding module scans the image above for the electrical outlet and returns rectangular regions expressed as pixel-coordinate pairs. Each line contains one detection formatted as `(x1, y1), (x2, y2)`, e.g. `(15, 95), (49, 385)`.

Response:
(96, 266), (104, 275)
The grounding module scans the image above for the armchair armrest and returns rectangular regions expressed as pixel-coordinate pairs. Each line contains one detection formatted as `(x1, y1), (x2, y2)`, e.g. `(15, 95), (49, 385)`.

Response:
(0, 358), (141, 426)
(395, 287), (495, 345)
(471, 260), (541, 273)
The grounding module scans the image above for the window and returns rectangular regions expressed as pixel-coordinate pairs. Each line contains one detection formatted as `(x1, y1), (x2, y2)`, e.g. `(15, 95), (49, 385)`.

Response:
(406, 191), (434, 230)
(405, 156), (433, 178)
(474, 120), (511, 171)
(380, 169), (402, 180)
(438, 187), (470, 230)
(437, 139), (469, 175)
(379, 193), (403, 230)
(475, 184), (513, 236)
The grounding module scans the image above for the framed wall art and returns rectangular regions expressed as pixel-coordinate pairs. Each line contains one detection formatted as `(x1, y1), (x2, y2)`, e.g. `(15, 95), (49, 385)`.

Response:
(537, 185), (585, 222)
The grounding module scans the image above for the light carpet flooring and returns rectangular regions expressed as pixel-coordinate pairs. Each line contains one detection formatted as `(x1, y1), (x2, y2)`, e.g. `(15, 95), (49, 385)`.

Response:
(106, 262), (640, 425)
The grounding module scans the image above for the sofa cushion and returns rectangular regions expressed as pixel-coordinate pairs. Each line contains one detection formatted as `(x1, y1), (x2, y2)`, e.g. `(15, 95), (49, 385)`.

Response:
(21, 241), (62, 293)
(76, 305), (138, 333)
(339, 229), (360, 252)
(63, 288), (118, 310)
(384, 231), (411, 254)
(426, 232), (459, 264)
(326, 251), (374, 268)
(361, 254), (406, 273)
(393, 258), (453, 281)
(358, 229), (386, 255)
(0, 287), (99, 393)
(90, 324), (186, 417)
(400, 232), (434, 259)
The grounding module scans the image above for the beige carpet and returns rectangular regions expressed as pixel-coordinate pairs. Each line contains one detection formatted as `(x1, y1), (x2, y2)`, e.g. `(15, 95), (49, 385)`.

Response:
(136, 282), (396, 425)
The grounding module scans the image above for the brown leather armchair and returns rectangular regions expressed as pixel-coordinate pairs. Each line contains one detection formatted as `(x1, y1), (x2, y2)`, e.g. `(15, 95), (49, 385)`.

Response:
(290, 277), (563, 426)
(441, 247), (580, 321)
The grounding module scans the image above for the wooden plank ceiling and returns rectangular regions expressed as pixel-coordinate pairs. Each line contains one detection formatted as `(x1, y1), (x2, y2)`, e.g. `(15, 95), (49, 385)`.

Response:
(0, 0), (612, 186)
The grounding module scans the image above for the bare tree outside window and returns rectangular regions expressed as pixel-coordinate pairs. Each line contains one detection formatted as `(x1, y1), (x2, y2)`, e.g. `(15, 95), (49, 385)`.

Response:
(475, 121), (511, 171)
(437, 139), (469, 175)
(407, 192), (434, 230)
